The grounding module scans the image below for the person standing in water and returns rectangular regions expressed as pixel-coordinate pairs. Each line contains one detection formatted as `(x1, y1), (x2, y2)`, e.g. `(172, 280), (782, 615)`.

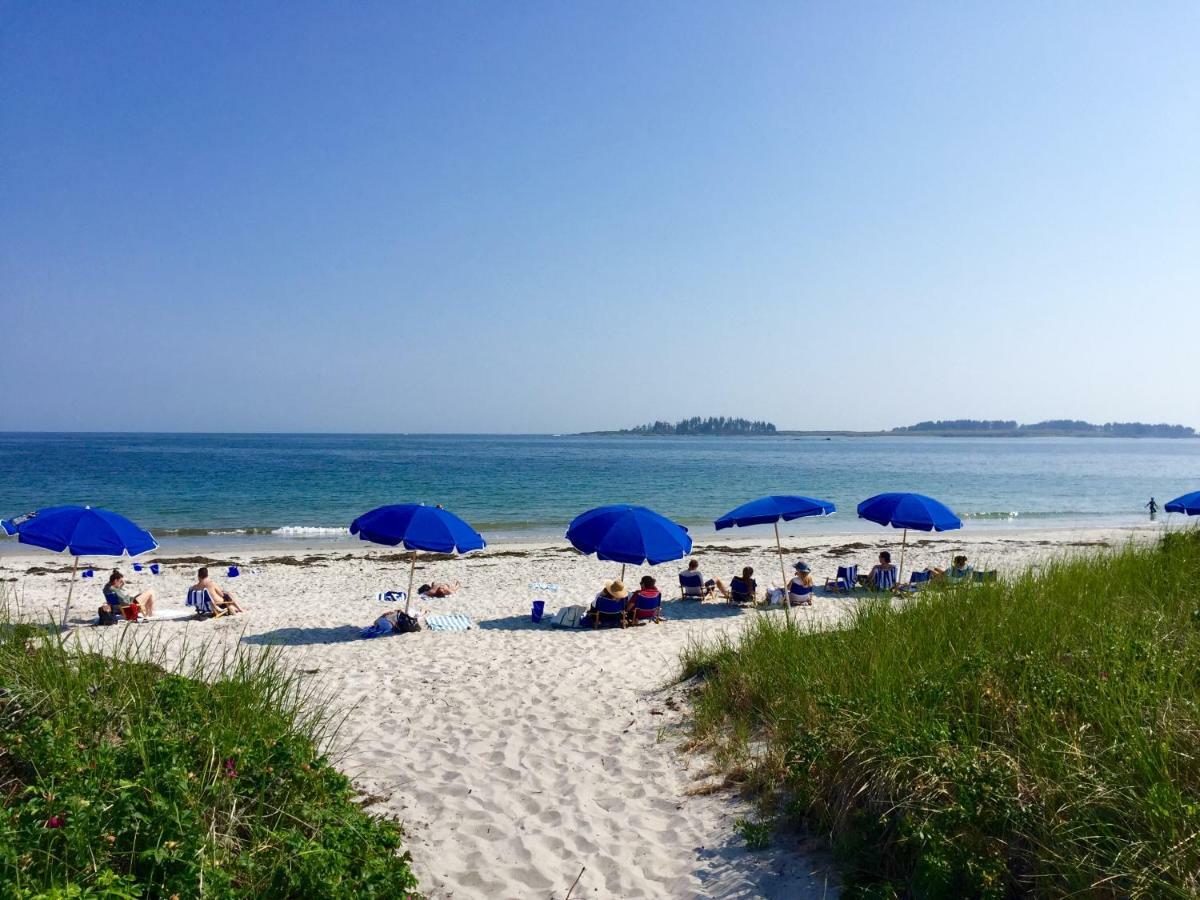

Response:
(1146, 497), (1159, 518)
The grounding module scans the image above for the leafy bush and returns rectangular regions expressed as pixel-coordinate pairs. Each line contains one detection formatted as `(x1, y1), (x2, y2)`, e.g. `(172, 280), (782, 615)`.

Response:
(0, 603), (418, 898)
(681, 529), (1200, 897)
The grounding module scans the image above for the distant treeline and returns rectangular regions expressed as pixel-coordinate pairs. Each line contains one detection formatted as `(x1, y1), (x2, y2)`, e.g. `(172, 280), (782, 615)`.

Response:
(893, 419), (1196, 437)
(623, 417), (777, 436)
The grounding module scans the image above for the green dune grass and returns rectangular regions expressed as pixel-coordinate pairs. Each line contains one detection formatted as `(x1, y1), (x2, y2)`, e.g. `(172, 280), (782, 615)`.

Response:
(0, 598), (418, 899)
(681, 530), (1200, 898)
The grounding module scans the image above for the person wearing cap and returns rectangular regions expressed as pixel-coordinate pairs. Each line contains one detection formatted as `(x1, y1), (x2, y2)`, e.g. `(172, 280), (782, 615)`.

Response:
(787, 561), (814, 606)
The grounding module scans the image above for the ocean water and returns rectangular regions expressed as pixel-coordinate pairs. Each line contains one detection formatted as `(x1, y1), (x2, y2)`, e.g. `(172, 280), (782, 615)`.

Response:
(0, 433), (1196, 548)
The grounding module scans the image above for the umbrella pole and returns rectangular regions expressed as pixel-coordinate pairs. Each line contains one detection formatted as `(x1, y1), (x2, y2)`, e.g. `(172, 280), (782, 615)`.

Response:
(620, 563), (626, 583)
(405, 550), (416, 616)
(61, 555), (78, 631)
(898, 528), (908, 588)
(775, 521), (790, 625)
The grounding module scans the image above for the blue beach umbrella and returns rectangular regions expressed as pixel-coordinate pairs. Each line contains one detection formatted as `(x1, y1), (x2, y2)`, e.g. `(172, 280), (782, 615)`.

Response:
(566, 504), (692, 580)
(715, 495), (836, 600)
(350, 504), (486, 613)
(857, 492), (962, 584)
(1165, 492), (1200, 516)
(1, 506), (158, 628)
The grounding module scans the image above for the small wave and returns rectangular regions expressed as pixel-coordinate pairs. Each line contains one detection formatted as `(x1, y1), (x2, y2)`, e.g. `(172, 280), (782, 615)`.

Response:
(961, 511), (1022, 520)
(271, 526), (351, 537)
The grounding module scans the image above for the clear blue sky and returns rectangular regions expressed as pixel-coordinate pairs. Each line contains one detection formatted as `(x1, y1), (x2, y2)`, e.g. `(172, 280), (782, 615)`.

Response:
(2, 2), (1197, 433)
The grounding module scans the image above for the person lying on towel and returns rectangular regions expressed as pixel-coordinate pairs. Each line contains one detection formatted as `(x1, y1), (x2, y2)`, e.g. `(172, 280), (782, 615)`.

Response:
(418, 581), (461, 598)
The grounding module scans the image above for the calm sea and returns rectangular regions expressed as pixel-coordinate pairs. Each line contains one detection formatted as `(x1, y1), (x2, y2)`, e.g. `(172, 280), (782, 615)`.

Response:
(0, 433), (1196, 548)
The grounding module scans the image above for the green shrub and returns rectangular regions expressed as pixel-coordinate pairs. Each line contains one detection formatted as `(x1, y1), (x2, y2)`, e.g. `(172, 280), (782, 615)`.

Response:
(682, 529), (1200, 897)
(0, 600), (418, 899)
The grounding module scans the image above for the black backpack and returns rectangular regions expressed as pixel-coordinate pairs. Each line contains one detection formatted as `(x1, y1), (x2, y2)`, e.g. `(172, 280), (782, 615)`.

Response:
(380, 610), (421, 634)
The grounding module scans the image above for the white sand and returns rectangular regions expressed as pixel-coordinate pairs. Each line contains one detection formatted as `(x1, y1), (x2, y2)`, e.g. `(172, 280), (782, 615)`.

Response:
(0, 525), (1159, 898)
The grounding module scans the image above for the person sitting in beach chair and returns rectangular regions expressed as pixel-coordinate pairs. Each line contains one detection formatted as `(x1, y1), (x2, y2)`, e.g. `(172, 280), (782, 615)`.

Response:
(678, 559), (715, 600)
(629, 575), (664, 624)
(927, 555), (972, 582)
(189, 567), (244, 615)
(787, 561), (815, 606)
(418, 581), (461, 598)
(101, 570), (156, 620)
(715, 567), (757, 605)
(587, 581), (629, 628)
(863, 552), (897, 591)
(824, 564), (858, 593)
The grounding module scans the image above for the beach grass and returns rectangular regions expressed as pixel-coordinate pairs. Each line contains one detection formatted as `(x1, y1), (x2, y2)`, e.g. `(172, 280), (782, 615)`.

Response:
(0, 593), (418, 898)
(680, 529), (1200, 898)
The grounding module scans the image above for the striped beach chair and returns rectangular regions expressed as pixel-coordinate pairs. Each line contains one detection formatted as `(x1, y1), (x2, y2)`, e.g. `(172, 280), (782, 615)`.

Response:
(186, 588), (220, 618)
(871, 566), (897, 591)
(788, 580), (814, 606)
(824, 565), (858, 594)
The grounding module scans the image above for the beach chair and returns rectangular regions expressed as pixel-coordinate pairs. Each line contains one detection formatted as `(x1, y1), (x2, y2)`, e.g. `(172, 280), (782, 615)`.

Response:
(631, 592), (663, 624)
(901, 570), (932, 591)
(946, 566), (973, 584)
(728, 576), (756, 606)
(590, 595), (628, 628)
(870, 566), (897, 591)
(787, 581), (814, 606)
(824, 565), (858, 594)
(972, 570), (998, 583)
(679, 571), (706, 600)
(186, 588), (224, 618)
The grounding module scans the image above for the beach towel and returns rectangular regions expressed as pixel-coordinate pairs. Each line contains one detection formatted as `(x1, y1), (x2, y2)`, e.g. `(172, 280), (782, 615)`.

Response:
(376, 590), (409, 603)
(424, 613), (473, 632)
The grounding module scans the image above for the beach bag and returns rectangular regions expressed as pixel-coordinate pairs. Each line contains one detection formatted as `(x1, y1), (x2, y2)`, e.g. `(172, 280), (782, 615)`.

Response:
(552, 605), (586, 628)
(765, 588), (786, 605)
(98, 606), (119, 626)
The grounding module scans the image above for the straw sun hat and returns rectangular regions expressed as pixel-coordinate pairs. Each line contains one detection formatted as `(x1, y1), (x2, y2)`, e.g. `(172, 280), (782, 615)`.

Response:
(606, 580), (628, 599)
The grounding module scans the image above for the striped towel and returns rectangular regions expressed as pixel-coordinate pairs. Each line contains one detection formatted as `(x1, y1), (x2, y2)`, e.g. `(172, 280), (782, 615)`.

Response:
(424, 613), (473, 632)
(376, 591), (408, 603)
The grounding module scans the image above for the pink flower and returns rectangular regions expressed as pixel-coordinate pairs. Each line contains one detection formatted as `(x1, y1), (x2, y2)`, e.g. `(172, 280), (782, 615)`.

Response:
(45, 815), (65, 829)
(224, 758), (238, 779)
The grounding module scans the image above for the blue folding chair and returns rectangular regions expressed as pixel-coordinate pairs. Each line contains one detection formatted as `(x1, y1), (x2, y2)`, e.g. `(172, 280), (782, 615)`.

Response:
(729, 576), (756, 605)
(973, 570), (998, 583)
(679, 571), (705, 599)
(631, 591), (663, 624)
(900, 570), (932, 592)
(590, 594), (628, 628)
(787, 581), (814, 606)
(824, 565), (858, 593)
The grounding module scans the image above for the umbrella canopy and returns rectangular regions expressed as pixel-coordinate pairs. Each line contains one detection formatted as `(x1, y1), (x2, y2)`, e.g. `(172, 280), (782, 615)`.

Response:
(350, 504), (485, 615)
(1, 505), (158, 629)
(714, 495), (836, 530)
(566, 504), (692, 566)
(1165, 492), (1200, 515)
(715, 495), (836, 616)
(857, 493), (962, 588)
(857, 493), (962, 532)
(1, 505), (158, 556)
(350, 504), (486, 553)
